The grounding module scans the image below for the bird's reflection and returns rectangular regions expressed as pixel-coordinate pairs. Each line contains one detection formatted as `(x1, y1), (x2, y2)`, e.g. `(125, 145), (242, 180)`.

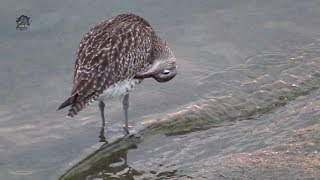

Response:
(102, 148), (142, 179)
(60, 129), (142, 180)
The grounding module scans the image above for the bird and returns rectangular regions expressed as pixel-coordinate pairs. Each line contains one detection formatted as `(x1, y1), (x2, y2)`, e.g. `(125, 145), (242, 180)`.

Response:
(57, 13), (177, 135)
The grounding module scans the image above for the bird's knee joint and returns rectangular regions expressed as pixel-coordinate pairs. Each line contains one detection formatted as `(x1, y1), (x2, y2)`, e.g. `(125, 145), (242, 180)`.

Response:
(99, 101), (105, 108)
(123, 101), (129, 109)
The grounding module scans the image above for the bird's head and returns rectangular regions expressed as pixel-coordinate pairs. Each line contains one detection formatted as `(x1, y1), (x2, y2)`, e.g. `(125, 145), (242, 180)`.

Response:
(152, 58), (177, 82)
(134, 57), (177, 83)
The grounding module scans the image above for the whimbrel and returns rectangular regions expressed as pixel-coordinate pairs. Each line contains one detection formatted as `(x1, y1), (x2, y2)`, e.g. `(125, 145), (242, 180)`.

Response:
(57, 13), (177, 135)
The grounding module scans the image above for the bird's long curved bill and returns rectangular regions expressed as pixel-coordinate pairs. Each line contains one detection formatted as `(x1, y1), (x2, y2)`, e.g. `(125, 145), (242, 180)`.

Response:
(134, 69), (161, 78)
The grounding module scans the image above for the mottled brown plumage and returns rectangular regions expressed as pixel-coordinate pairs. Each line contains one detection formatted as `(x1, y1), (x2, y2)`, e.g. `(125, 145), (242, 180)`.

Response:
(58, 13), (176, 119)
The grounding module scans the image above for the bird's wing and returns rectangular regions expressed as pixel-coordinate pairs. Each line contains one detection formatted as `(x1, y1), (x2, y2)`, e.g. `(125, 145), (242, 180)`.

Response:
(66, 14), (154, 116)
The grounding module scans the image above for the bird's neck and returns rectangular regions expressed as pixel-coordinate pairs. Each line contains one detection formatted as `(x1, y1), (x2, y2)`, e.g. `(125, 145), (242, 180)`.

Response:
(152, 35), (175, 61)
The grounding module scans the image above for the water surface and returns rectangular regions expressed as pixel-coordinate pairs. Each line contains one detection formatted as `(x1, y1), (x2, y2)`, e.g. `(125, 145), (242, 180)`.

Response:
(1, 0), (320, 179)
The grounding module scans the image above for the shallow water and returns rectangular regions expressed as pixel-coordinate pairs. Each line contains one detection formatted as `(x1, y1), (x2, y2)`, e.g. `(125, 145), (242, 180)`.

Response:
(1, 0), (320, 179)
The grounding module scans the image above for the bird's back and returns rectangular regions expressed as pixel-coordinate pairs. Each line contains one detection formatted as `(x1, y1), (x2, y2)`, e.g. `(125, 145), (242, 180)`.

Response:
(58, 13), (158, 117)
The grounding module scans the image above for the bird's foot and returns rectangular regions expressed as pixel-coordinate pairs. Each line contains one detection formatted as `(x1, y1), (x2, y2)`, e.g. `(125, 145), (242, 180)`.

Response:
(99, 133), (107, 142)
(125, 133), (142, 139)
(122, 127), (130, 136)
(99, 124), (107, 142)
(122, 127), (141, 138)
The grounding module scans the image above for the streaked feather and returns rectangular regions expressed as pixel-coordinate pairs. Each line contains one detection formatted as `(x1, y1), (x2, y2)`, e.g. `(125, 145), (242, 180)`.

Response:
(59, 13), (167, 116)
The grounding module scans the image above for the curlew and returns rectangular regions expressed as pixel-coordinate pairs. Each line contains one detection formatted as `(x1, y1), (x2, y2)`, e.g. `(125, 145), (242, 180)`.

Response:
(57, 13), (177, 135)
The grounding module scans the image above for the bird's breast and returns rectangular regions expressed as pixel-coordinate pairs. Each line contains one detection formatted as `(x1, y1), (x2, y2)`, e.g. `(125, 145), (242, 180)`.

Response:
(97, 78), (142, 101)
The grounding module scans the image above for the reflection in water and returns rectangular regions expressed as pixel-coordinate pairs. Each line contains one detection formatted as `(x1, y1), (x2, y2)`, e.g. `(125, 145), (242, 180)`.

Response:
(60, 133), (180, 180)
(60, 136), (141, 179)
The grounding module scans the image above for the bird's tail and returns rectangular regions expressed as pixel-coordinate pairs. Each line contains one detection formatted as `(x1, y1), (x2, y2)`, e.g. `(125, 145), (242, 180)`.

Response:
(57, 94), (79, 117)
(57, 94), (78, 110)
(57, 93), (96, 117)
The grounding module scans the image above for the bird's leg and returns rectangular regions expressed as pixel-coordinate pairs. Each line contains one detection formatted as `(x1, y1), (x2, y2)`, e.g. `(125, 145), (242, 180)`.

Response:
(99, 124), (107, 142)
(122, 93), (130, 135)
(99, 101), (106, 126)
(98, 101), (107, 142)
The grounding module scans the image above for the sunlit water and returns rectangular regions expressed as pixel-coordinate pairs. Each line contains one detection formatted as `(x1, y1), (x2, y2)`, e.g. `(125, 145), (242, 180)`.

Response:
(1, 0), (320, 179)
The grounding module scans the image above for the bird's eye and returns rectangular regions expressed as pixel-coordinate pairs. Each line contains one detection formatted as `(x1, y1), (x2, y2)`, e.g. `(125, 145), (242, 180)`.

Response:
(163, 69), (170, 75)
